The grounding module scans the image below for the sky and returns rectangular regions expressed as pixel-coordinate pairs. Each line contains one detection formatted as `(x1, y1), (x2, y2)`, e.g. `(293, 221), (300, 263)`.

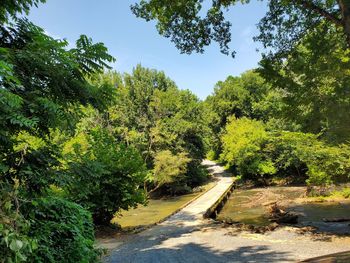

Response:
(28, 0), (268, 100)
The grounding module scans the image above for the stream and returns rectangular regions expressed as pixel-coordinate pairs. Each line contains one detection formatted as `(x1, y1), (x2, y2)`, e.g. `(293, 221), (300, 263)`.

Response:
(217, 186), (350, 234)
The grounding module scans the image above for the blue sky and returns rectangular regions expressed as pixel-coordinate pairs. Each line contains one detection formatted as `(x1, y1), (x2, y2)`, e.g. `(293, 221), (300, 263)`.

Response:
(28, 0), (268, 100)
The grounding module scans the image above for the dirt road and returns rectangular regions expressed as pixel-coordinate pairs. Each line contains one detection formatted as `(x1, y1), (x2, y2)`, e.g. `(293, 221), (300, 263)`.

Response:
(104, 160), (350, 263)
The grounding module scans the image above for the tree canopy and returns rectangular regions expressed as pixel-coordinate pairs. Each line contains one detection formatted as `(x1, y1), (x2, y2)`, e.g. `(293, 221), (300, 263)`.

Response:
(1, 0), (350, 262)
(0, 0), (46, 23)
(132, 0), (350, 56)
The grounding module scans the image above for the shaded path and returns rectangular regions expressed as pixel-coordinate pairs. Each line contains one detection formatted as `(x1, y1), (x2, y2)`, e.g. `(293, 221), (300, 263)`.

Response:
(104, 160), (350, 263)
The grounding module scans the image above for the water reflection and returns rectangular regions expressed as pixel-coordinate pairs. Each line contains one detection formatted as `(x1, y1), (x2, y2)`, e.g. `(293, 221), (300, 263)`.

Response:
(217, 187), (350, 234)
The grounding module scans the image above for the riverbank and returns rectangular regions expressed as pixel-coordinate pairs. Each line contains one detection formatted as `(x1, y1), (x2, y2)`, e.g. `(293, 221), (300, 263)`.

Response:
(216, 186), (350, 235)
(111, 180), (217, 230)
(102, 161), (350, 263)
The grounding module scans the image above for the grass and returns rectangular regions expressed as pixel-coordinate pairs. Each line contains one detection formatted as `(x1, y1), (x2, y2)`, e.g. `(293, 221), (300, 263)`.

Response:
(331, 187), (350, 199)
(111, 181), (216, 229)
(303, 187), (350, 203)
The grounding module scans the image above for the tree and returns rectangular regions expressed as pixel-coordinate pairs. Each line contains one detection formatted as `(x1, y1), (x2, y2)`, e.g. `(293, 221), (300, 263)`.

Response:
(63, 126), (147, 225)
(0, 19), (115, 261)
(203, 70), (278, 159)
(220, 118), (350, 186)
(131, 0), (350, 56)
(220, 117), (276, 180)
(105, 65), (208, 194)
(151, 150), (191, 194)
(0, 0), (46, 23)
(0, 19), (115, 196)
(109, 65), (177, 167)
(259, 23), (350, 143)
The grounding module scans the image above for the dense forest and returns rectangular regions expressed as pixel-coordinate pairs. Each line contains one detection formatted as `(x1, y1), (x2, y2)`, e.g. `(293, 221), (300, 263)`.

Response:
(1, 0), (350, 262)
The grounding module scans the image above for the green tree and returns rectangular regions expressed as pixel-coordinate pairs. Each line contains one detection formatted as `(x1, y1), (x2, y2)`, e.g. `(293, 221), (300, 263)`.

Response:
(0, 19), (115, 261)
(203, 70), (278, 159)
(131, 0), (350, 55)
(109, 65), (177, 167)
(260, 23), (350, 143)
(0, 19), (115, 196)
(0, 0), (46, 23)
(63, 125), (147, 225)
(151, 150), (191, 194)
(220, 117), (276, 181)
(220, 119), (350, 186)
(107, 65), (208, 194)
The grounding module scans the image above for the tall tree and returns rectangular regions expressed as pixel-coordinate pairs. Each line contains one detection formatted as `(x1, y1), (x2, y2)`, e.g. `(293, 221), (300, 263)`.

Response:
(107, 65), (208, 194)
(259, 23), (350, 143)
(203, 70), (277, 158)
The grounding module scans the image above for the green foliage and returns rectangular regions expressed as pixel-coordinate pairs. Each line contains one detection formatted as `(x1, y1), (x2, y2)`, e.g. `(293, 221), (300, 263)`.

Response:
(0, 0), (46, 23)
(303, 143), (350, 186)
(152, 150), (191, 194)
(108, 65), (208, 193)
(334, 188), (350, 199)
(25, 197), (99, 263)
(220, 117), (275, 179)
(203, 70), (278, 159)
(256, 0), (347, 54)
(131, 0), (233, 55)
(220, 119), (350, 186)
(0, 188), (37, 263)
(132, 0), (350, 55)
(63, 126), (147, 225)
(0, 15), (117, 261)
(260, 24), (350, 143)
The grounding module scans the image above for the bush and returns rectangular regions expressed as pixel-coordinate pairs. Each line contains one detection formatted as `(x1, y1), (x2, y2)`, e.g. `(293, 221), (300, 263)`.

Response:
(271, 132), (350, 186)
(186, 160), (210, 187)
(220, 117), (350, 186)
(0, 188), (37, 263)
(220, 117), (275, 181)
(303, 144), (350, 186)
(337, 187), (350, 198)
(151, 150), (191, 194)
(25, 197), (99, 263)
(63, 128), (147, 225)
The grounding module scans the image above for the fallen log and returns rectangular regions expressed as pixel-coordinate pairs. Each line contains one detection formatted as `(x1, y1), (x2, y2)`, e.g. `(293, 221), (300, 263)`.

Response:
(267, 202), (298, 224)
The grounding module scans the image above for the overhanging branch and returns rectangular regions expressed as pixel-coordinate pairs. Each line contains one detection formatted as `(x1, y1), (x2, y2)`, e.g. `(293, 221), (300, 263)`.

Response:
(294, 0), (342, 26)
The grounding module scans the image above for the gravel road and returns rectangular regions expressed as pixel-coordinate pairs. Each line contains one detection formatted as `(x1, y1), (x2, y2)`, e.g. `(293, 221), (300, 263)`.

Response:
(104, 160), (350, 263)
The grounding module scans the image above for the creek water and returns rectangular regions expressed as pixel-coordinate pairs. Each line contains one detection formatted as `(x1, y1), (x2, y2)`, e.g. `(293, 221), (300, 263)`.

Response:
(217, 187), (350, 234)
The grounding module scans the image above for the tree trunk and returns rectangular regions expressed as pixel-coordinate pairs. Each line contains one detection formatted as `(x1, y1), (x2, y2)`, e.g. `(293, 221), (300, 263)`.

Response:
(338, 0), (350, 47)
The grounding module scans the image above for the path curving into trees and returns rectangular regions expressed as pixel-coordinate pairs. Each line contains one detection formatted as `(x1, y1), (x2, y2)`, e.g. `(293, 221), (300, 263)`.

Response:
(104, 161), (350, 263)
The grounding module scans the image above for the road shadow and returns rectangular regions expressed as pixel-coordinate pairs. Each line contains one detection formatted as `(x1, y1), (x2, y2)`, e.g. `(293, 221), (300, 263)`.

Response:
(106, 240), (292, 263)
(104, 210), (292, 262)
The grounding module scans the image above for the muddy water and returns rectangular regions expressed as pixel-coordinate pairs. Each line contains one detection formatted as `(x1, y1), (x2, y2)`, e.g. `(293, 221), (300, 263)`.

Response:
(290, 202), (350, 234)
(217, 187), (350, 233)
(112, 192), (199, 228)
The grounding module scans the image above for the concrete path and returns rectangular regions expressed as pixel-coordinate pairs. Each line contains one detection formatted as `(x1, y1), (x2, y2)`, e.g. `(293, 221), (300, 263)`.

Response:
(104, 160), (350, 263)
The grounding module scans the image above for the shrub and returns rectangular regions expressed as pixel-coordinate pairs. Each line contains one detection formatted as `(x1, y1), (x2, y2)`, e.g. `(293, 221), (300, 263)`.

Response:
(25, 197), (99, 263)
(220, 117), (275, 181)
(337, 187), (350, 198)
(151, 150), (191, 194)
(302, 144), (350, 186)
(272, 132), (350, 185)
(64, 128), (147, 225)
(0, 188), (37, 263)
(220, 117), (350, 186)
(186, 160), (210, 187)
